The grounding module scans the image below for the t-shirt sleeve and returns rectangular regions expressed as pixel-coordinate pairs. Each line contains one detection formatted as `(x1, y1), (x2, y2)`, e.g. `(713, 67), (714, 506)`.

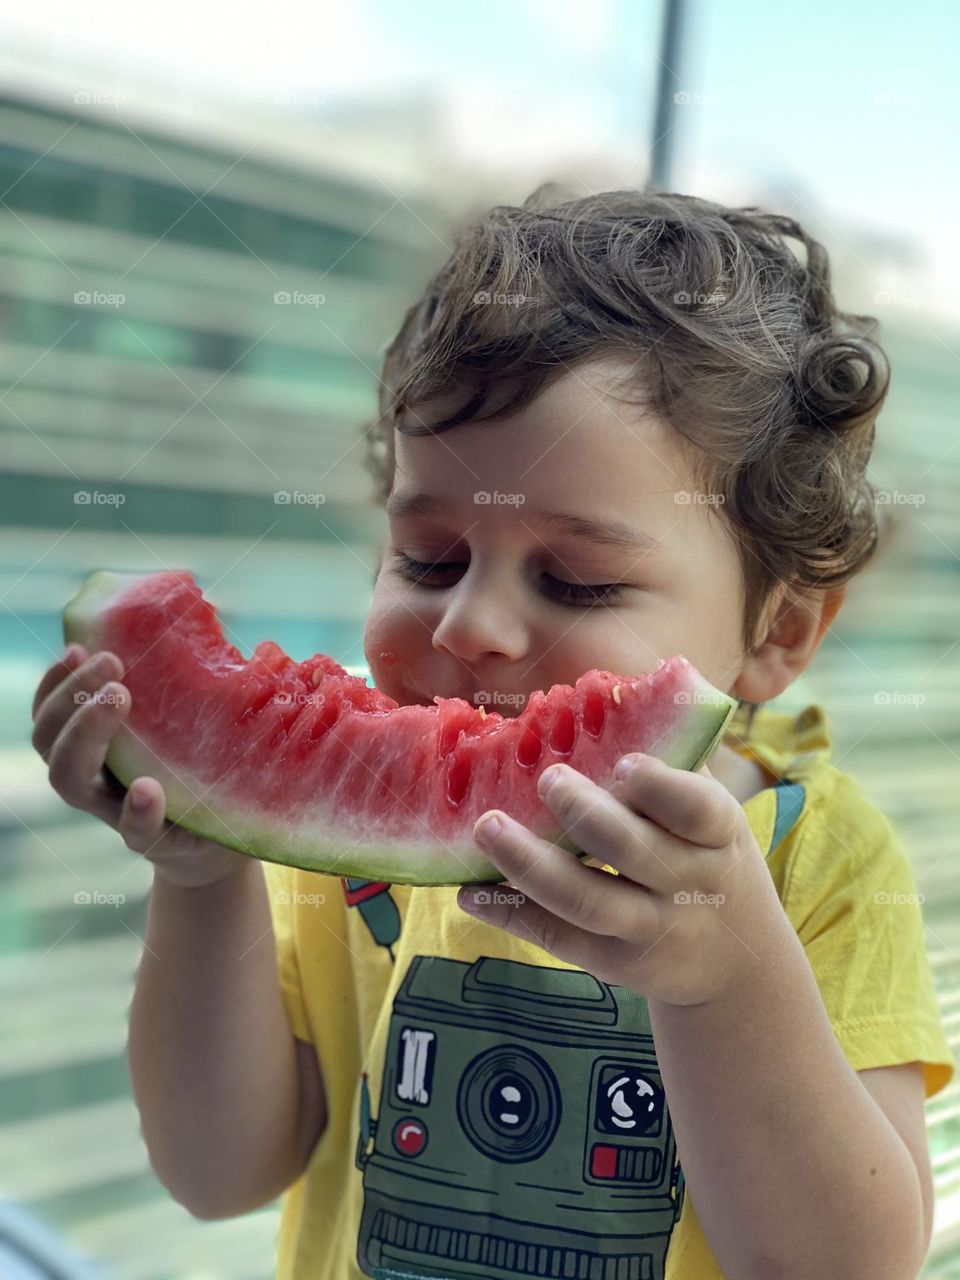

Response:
(262, 860), (313, 1044)
(783, 774), (955, 1100)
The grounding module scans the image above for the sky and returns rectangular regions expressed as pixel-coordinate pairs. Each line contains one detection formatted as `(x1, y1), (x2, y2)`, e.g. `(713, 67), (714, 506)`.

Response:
(2, 0), (957, 316)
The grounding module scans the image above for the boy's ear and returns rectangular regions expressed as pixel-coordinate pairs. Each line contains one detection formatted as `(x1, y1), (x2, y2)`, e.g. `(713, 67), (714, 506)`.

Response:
(733, 584), (846, 704)
(814, 585), (847, 644)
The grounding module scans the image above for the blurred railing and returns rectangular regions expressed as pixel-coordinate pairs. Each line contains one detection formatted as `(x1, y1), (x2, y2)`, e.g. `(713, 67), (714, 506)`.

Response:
(787, 315), (960, 1276)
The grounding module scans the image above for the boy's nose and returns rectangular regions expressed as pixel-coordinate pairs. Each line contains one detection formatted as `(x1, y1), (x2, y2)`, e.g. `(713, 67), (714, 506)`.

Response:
(431, 578), (528, 665)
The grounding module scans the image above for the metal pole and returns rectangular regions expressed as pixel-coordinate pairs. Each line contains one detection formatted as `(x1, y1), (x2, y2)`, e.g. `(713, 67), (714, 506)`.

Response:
(647, 0), (687, 192)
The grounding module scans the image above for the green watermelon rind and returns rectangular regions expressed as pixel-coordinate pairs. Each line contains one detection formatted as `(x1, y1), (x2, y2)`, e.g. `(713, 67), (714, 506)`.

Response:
(63, 569), (151, 645)
(64, 569), (738, 885)
(103, 757), (570, 885)
(99, 688), (735, 885)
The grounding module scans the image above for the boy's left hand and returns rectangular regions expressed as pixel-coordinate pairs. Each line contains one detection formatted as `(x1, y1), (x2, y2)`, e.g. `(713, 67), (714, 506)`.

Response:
(457, 752), (792, 1007)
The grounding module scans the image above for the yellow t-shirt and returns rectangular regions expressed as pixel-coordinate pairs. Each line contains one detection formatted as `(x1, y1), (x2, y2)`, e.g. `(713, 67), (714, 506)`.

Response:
(263, 700), (955, 1280)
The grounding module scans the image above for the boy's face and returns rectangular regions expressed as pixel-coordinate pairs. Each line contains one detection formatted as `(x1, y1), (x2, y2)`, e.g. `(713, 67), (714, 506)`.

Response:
(364, 360), (755, 714)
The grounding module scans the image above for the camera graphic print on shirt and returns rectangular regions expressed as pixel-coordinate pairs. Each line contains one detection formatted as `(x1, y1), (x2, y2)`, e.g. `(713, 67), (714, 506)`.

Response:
(354, 954), (684, 1280)
(346, 782), (808, 1278)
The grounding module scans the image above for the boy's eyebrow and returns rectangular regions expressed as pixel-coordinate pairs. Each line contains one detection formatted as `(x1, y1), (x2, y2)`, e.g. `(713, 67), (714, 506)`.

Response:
(386, 491), (662, 553)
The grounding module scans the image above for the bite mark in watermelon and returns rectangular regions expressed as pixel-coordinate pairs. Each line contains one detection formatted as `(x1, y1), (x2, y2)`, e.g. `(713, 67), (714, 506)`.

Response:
(62, 570), (738, 885)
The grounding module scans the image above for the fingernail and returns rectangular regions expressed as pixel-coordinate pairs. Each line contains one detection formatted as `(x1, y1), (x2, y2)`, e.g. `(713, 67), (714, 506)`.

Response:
(131, 785), (150, 809)
(538, 765), (561, 796)
(614, 753), (641, 781)
(94, 653), (116, 675)
(474, 813), (501, 845)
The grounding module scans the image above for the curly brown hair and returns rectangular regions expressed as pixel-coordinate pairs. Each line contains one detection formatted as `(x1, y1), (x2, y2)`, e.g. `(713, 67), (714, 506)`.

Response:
(361, 184), (890, 655)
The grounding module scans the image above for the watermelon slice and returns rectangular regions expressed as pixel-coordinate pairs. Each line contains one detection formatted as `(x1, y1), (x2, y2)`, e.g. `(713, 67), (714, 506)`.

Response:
(62, 570), (738, 885)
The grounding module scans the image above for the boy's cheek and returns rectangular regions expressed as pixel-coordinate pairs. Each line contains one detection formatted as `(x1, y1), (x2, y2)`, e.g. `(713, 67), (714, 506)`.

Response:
(365, 597), (430, 702)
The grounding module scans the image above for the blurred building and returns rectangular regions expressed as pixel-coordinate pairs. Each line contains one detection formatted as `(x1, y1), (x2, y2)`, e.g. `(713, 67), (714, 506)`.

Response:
(0, 51), (456, 542)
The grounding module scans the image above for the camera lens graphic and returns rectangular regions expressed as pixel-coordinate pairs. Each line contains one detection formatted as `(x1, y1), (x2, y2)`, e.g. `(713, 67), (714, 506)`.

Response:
(594, 1064), (664, 1137)
(458, 1046), (561, 1163)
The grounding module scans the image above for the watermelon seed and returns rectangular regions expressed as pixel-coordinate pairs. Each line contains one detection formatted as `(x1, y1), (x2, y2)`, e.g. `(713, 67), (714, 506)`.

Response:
(612, 684), (621, 706)
(478, 705), (487, 719)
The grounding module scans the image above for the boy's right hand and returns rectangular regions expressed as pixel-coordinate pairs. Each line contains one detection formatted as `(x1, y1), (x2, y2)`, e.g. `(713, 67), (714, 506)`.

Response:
(31, 643), (254, 888)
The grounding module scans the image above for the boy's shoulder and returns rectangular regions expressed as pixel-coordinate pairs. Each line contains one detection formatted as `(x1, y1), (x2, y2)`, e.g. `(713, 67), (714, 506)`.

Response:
(725, 698), (833, 789)
(729, 702), (953, 1101)
(732, 701), (921, 942)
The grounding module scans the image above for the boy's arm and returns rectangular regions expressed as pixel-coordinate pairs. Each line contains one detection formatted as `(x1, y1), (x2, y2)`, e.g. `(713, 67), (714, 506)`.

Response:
(31, 645), (326, 1218)
(646, 924), (927, 1280)
(128, 857), (327, 1220)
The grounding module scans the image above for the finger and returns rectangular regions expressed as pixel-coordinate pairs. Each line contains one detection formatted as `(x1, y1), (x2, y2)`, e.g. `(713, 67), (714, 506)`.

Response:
(31, 645), (89, 720)
(32, 651), (124, 759)
(118, 776), (169, 855)
(47, 681), (131, 814)
(457, 886), (603, 968)
(472, 809), (655, 938)
(537, 763), (692, 892)
(613, 753), (741, 848)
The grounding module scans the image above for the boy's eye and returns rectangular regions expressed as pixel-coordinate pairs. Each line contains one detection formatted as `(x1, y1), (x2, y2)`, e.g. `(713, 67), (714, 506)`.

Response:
(546, 577), (624, 605)
(391, 552), (624, 606)
(392, 553), (464, 584)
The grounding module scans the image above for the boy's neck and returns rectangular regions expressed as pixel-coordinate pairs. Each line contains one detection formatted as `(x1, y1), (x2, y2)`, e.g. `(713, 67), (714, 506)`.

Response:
(711, 742), (775, 806)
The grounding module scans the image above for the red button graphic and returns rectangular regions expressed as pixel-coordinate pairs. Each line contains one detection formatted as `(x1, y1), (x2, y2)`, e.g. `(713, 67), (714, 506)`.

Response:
(393, 1117), (427, 1156)
(590, 1143), (618, 1178)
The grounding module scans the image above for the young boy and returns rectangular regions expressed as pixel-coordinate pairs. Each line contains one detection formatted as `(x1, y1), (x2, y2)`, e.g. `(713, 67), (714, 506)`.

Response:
(32, 188), (954, 1280)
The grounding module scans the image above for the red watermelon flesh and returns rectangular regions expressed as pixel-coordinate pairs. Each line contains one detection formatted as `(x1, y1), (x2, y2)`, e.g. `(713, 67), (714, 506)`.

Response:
(62, 570), (738, 884)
